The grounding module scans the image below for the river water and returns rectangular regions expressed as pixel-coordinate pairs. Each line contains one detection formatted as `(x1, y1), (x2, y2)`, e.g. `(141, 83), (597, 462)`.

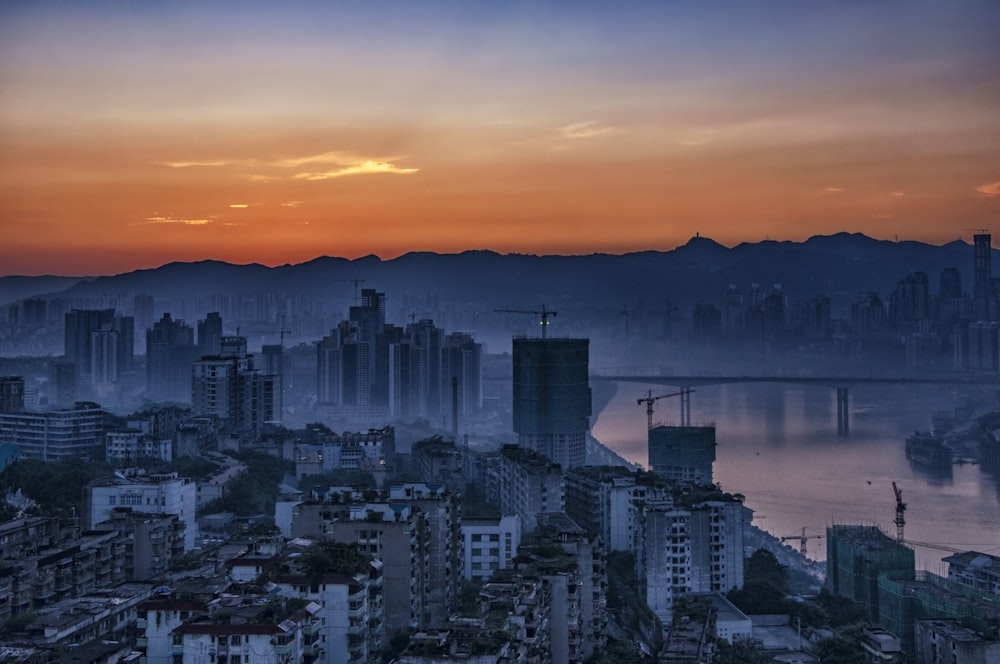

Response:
(591, 380), (1000, 572)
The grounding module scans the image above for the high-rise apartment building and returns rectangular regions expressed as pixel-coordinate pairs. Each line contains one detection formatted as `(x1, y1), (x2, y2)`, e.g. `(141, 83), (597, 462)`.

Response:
(512, 337), (592, 468)
(65, 309), (134, 394)
(196, 311), (223, 357)
(146, 313), (197, 402)
(191, 336), (277, 436)
(974, 233), (995, 321)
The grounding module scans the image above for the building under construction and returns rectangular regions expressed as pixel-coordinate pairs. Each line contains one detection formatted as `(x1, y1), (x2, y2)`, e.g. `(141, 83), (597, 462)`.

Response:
(879, 570), (1000, 659)
(826, 524), (915, 622)
(648, 425), (716, 484)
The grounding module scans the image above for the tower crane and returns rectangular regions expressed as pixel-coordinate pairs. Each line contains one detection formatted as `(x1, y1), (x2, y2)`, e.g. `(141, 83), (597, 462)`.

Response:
(249, 328), (293, 347)
(892, 481), (906, 543)
(328, 278), (366, 304)
(637, 389), (695, 430)
(494, 305), (558, 339)
(780, 527), (824, 556)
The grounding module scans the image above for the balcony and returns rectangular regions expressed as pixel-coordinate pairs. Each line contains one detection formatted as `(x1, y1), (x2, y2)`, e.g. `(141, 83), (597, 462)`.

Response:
(273, 641), (294, 655)
(136, 637), (147, 649)
(136, 618), (147, 629)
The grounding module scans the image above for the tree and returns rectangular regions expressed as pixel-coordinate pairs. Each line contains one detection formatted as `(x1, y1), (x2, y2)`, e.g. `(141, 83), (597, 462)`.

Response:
(812, 624), (868, 664)
(715, 638), (772, 664)
(584, 638), (646, 664)
(745, 548), (788, 592)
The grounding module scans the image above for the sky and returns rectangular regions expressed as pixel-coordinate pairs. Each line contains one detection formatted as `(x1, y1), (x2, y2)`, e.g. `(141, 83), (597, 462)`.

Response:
(1, 0), (998, 276)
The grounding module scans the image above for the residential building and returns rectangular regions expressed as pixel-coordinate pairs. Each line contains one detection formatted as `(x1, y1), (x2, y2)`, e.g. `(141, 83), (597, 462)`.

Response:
(461, 515), (521, 581)
(94, 508), (184, 580)
(273, 555), (383, 664)
(498, 444), (564, 533)
(146, 313), (197, 403)
(83, 470), (198, 551)
(944, 551), (1000, 594)
(106, 428), (172, 464)
(0, 402), (104, 461)
(637, 486), (747, 625)
(915, 620), (1000, 664)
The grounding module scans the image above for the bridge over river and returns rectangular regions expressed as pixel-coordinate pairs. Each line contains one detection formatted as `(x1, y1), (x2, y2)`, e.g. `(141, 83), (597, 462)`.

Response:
(589, 370), (999, 434)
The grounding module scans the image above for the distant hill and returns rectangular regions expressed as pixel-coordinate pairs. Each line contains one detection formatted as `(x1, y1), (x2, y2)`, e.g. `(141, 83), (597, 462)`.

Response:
(0, 234), (979, 315)
(0, 276), (89, 307)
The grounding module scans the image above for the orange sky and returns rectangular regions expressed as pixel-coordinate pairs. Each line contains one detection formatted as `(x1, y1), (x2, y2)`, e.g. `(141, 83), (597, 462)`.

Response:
(1, 1), (998, 275)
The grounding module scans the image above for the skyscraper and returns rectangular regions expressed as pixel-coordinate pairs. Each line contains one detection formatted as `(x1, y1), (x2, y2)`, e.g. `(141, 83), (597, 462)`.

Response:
(512, 337), (592, 468)
(973, 233), (994, 321)
(65, 309), (134, 395)
(197, 311), (223, 357)
(146, 313), (196, 402)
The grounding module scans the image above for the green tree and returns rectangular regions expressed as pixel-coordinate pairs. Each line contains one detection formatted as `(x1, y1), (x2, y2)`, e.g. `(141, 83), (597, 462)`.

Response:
(812, 624), (868, 664)
(585, 638), (646, 664)
(745, 548), (788, 592)
(815, 588), (866, 627)
(715, 637), (772, 664)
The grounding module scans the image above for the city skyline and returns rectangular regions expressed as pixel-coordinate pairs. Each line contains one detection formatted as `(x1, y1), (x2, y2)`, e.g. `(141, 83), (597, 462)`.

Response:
(2, 0), (999, 276)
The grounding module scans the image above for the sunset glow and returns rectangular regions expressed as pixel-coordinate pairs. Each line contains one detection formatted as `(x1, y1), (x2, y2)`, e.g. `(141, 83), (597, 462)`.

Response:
(1, 1), (998, 275)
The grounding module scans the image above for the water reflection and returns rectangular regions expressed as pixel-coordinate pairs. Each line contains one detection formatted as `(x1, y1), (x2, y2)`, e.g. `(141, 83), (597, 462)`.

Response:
(591, 380), (1000, 568)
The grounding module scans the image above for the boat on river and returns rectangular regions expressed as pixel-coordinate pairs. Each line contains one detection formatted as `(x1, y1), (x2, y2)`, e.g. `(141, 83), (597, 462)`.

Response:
(905, 431), (952, 466)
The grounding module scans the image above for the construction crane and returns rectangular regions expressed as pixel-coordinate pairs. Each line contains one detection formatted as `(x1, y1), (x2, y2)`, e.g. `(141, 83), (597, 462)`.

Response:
(249, 328), (292, 347)
(637, 389), (694, 430)
(892, 481), (907, 543)
(901, 539), (964, 554)
(328, 278), (367, 304)
(780, 527), (824, 556)
(495, 305), (558, 339)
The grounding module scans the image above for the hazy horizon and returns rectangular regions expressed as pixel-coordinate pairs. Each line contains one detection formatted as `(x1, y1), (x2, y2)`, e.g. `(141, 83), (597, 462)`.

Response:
(0, 230), (982, 278)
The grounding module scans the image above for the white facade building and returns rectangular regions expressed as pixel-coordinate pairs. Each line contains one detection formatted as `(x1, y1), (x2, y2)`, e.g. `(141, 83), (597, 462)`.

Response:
(83, 471), (198, 551)
(461, 515), (521, 581)
(106, 429), (172, 464)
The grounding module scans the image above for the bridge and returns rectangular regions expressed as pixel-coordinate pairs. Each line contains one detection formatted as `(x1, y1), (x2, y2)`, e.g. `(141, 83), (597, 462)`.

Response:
(589, 370), (1000, 435)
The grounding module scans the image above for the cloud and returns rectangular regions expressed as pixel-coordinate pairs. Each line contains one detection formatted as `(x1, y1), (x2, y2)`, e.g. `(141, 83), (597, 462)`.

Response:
(157, 160), (230, 168)
(281, 201), (303, 208)
(976, 181), (1000, 196)
(890, 191), (905, 197)
(155, 151), (418, 182)
(138, 216), (211, 225)
(556, 121), (624, 140)
(824, 187), (844, 193)
(292, 160), (419, 180)
(229, 203), (249, 208)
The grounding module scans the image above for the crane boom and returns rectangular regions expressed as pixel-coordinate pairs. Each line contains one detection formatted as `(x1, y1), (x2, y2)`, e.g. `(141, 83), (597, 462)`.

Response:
(495, 305), (558, 339)
(637, 389), (694, 430)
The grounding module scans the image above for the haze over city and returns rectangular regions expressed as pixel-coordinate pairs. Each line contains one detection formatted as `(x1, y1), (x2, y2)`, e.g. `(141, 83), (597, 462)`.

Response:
(2, 0), (999, 275)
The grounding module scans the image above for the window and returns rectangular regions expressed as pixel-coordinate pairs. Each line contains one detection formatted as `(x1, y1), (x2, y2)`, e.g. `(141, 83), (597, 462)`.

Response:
(231, 635), (241, 646)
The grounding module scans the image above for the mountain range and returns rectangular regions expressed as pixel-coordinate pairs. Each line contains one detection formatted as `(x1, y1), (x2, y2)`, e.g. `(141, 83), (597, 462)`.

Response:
(0, 233), (980, 314)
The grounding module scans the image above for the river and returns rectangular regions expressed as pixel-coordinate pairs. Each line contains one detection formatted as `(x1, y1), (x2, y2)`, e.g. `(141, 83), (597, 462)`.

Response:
(591, 380), (1000, 572)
